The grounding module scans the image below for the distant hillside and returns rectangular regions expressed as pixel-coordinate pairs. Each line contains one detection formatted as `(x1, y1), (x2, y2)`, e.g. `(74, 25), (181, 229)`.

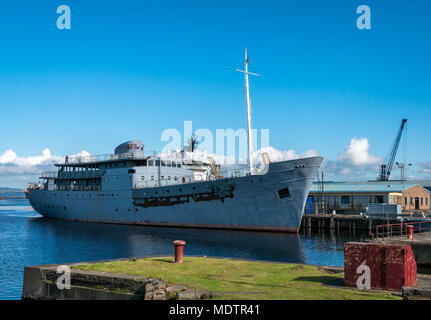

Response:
(0, 187), (23, 191)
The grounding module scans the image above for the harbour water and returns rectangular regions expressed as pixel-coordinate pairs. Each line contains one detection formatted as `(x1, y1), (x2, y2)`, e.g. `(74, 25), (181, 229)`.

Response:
(0, 194), (369, 300)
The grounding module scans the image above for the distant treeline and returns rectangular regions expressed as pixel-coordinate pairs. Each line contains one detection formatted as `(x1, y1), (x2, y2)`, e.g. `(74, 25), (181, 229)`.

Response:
(0, 196), (26, 200)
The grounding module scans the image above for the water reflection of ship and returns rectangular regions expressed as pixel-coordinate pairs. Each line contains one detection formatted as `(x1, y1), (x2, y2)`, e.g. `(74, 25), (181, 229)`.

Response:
(27, 216), (306, 264)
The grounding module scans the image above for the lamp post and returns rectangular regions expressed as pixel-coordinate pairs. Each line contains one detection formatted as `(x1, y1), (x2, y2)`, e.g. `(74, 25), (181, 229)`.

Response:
(396, 162), (412, 210)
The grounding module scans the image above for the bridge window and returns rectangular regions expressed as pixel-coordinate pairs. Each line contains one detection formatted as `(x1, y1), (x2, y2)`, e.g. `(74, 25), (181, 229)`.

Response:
(148, 160), (154, 166)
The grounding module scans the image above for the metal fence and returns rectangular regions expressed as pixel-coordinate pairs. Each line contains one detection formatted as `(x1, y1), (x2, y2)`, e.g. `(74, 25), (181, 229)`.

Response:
(375, 220), (431, 240)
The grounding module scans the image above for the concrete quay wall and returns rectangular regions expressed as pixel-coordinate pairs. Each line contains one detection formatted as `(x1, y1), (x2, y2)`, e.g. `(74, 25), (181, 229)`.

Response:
(22, 264), (169, 300)
(300, 215), (399, 233)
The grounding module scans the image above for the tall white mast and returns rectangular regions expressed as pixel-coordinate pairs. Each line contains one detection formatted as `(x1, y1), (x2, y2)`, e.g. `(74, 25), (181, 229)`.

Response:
(236, 48), (259, 175)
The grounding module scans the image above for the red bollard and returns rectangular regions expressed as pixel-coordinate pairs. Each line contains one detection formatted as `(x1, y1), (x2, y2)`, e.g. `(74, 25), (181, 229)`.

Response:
(173, 240), (186, 264)
(406, 225), (414, 240)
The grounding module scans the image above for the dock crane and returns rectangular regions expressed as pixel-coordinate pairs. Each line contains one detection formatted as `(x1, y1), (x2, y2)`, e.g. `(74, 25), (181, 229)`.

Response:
(378, 119), (407, 181)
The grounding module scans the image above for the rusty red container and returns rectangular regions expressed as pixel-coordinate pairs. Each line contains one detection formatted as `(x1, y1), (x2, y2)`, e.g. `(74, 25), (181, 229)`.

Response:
(344, 242), (367, 287)
(344, 242), (417, 291)
(385, 244), (417, 291)
(365, 243), (386, 289)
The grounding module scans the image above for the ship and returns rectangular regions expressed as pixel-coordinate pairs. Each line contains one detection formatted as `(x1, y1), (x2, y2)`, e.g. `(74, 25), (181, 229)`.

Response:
(27, 49), (323, 233)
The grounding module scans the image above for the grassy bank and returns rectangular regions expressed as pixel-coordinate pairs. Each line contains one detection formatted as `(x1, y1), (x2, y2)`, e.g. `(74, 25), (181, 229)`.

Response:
(73, 257), (400, 300)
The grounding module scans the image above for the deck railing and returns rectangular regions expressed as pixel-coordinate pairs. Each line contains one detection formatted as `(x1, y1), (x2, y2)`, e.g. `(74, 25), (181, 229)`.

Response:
(64, 151), (149, 164)
(40, 171), (58, 179)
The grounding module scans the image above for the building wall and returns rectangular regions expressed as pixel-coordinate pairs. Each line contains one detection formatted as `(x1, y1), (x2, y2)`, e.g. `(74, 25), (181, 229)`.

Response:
(309, 194), (389, 213)
(309, 185), (430, 213)
(403, 185), (430, 210)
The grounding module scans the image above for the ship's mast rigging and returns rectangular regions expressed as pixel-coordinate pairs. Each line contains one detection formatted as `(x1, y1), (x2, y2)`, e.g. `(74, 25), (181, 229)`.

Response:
(236, 48), (259, 174)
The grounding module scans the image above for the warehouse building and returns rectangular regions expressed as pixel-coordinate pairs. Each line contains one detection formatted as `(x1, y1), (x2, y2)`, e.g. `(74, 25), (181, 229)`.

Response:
(308, 181), (430, 214)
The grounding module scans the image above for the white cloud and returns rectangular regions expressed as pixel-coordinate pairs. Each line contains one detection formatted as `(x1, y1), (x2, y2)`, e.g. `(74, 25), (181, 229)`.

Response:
(322, 137), (382, 178)
(0, 148), (89, 188)
(416, 162), (431, 181)
(337, 137), (381, 167)
(2, 139), (428, 188)
(0, 148), (63, 167)
(252, 146), (319, 164)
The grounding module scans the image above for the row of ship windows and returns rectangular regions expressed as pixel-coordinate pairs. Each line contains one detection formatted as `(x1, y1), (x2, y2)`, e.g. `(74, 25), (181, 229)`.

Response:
(45, 205), (139, 213)
(140, 175), (187, 182)
(148, 160), (182, 168)
(102, 160), (183, 169)
(115, 208), (140, 212)
(102, 175), (192, 182)
(48, 193), (121, 198)
(139, 176), (266, 183)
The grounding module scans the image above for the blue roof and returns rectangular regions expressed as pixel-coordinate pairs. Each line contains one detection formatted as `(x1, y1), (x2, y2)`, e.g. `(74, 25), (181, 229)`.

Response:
(309, 181), (427, 194)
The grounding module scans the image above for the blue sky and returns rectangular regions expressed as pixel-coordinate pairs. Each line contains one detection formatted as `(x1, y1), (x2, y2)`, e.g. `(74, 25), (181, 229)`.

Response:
(0, 0), (430, 187)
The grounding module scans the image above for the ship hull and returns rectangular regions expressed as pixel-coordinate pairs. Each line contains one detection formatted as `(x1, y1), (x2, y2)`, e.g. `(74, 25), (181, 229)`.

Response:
(28, 157), (323, 233)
